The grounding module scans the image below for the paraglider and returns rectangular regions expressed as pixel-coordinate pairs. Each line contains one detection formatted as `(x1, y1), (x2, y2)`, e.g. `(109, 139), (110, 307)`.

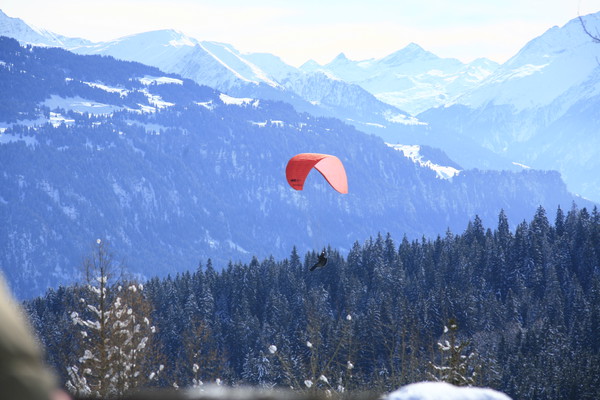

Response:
(285, 153), (348, 194)
(285, 153), (347, 272)
(310, 249), (328, 271)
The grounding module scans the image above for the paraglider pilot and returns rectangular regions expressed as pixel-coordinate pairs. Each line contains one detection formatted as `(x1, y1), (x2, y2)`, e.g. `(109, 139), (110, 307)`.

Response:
(310, 249), (328, 271)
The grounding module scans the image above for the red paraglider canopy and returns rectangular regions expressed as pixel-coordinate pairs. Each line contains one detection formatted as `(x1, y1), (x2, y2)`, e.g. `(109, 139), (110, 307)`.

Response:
(286, 153), (348, 194)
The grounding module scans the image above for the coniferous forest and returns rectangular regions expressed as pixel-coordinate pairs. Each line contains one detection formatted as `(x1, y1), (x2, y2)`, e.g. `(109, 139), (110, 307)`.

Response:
(25, 205), (600, 400)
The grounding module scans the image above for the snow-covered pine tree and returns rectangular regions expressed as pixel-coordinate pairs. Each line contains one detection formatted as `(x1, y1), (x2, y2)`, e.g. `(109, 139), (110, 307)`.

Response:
(110, 281), (163, 394)
(66, 239), (161, 398)
(66, 239), (116, 397)
(428, 318), (479, 386)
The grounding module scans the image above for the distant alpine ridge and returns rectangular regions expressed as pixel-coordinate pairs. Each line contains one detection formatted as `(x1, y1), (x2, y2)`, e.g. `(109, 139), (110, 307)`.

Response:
(421, 12), (600, 203)
(67, 29), (428, 145)
(301, 45), (499, 115)
(0, 36), (592, 299)
(2, 9), (598, 203)
(0, 9), (488, 145)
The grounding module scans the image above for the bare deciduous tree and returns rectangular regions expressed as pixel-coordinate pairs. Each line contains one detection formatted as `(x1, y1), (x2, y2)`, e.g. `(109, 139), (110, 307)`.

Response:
(579, 14), (600, 43)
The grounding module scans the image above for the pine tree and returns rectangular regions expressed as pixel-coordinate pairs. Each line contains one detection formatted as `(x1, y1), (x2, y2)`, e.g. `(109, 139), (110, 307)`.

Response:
(182, 321), (226, 387)
(428, 319), (479, 387)
(65, 239), (161, 398)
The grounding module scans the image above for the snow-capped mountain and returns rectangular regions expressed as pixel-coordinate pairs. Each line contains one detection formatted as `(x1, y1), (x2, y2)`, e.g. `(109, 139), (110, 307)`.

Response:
(74, 26), (394, 113)
(301, 44), (499, 115)
(454, 15), (600, 113)
(0, 10), (427, 141)
(72, 30), (284, 90)
(422, 11), (600, 202)
(68, 29), (418, 135)
(0, 9), (92, 48)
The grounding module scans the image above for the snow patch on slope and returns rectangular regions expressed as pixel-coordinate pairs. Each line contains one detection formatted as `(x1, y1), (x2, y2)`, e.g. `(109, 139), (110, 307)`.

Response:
(83, 81), (128, 96)
(195, 100), (215, 110)
(0, 132), (38, 147)
(389, 144), (461, 180)
(43, 95), (120, 116)
(138, 76), (184, 86)
(384, 111), (428, 126)
(219, 93), (259, 107)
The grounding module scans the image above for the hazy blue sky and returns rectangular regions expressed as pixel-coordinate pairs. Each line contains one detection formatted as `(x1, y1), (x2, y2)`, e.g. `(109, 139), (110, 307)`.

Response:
(2, 0), (600, 65)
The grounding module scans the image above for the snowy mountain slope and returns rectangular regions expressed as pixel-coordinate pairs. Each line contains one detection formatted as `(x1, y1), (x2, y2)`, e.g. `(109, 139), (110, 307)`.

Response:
(242, 51), (299, 82)
(0, 10), (429, 141)
(67, 28), (429, 140)
(388, 144), (462, 180)
(2, 7), (595, 200)
(455, 13), (600, 113)
(280, 71), (414, 125)
(511, 80), (600, 202)
(301, 44), (499, 115)
(0, 9), (92, 48)
(1, 37), (592, 299)
(71, 30), (251, 90)
(421, 12), (600, 202)
(73, 30), (425, 131)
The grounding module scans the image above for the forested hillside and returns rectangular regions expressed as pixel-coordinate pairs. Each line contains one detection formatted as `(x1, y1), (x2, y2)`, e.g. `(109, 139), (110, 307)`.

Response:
(26, 205), (600, 400)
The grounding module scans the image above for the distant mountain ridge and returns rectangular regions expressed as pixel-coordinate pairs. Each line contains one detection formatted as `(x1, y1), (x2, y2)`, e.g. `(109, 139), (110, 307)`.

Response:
(0, 9), (92, 48)
(421, 12), (600, 202)
(0, 9), (494, 135)
(69, 28), (424, 139)
(1, 8), (599, 202)
(301, 44), (499, 115)
(0, 36), (592, 299)
(0, 7), (519, 172)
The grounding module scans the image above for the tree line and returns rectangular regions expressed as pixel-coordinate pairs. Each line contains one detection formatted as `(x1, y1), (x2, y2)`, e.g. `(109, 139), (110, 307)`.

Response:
(25, 204), (600, 399)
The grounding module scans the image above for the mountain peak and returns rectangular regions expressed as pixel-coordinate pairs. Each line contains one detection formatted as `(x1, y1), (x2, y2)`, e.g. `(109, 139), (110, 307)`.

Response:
(0, 9), (37, 35)
(379, 42), (438, 65)
(467, 57), (499, 69)
(0, 8), (22, 23)
(404, 42), (424, 51)
(299, 59), (323, 72)
(461, 11), (600, 113)
(0, 9), (95, 48)
(0, 9), (57, 46)
(118, 29), (197, 47)
(332, 52), (350, 62)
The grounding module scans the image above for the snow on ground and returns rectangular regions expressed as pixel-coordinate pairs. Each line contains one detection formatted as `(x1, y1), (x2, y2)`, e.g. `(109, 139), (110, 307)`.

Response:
(0, 131), (38, 147)
(388, 144), (461, 180)
(219, 93), (259, 107)
(385, 382), (512, 400)
(364, 122), (386, 128)
(142, 89), (175, 109)
(250, 120), (284, 128)
(384, 111), (428, 126)
(83, 81), (128, 96)
(512, 161), (531, 169)
(42, 84), (177, 117)
(138, 76), (184, 86)
(195, 100), (215, 110)
(179, 382), (511, 400)
(43, 95), (122, 116)
(49, 112), (75, 127)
